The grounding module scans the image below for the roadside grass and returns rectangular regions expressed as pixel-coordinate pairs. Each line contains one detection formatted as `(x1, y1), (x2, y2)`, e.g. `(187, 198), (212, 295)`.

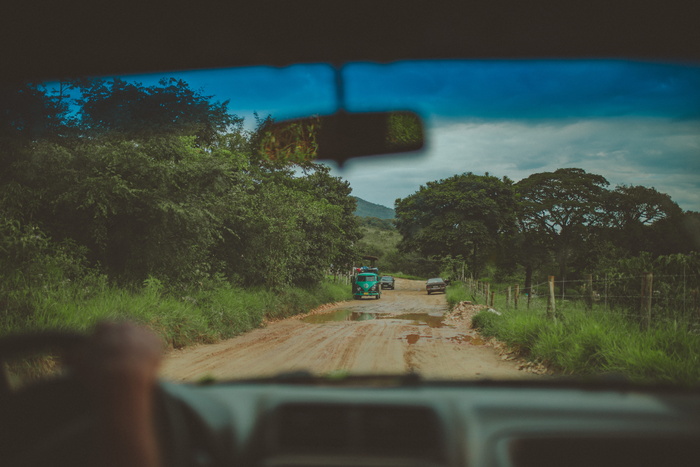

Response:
(468, 293), (700, 386)
(1, 278), (352, 349)
(445, 281), (472, 308)
(383, 272), (425, 281)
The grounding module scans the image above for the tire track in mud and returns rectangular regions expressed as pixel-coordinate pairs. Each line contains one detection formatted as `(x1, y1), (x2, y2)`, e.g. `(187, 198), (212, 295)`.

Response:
(160, 279), (539, 382)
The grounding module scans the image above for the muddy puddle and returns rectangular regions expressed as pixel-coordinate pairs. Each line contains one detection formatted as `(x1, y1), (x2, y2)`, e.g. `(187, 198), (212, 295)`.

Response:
(447, 334), (484, 345)
(406, 334), (422, 344)
(302, 309), (446, 328)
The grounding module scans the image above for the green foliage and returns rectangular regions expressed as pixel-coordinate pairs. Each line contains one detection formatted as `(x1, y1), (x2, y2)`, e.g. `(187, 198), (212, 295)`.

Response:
(594, 252), (700, 324)
(1, 78), (361, 338)
(446, 281), (472, 308)
(604, 185), (681, 228)
(357, 216), (395, 230)
(352, 217), (441, 277)
(223, 163), (359, 288)
(386, 112), (422, 147)
(256, 115), (320, 164)
(2, 278), (350, 349)
(517, 168), (610, 236)
(74, 77), (239, 146)
(382, 251), (441, 278)
(394, 165), (696, 301)
(395, 172), (517, 278)
(471, 304), (700, 386)
(516, 168), (610, 284)
(355, 224), (400, 259)
(0, 215), (100, 327)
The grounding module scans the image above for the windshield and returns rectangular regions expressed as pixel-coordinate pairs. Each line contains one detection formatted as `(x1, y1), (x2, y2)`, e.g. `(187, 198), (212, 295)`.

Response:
(2, 60), (699, 387)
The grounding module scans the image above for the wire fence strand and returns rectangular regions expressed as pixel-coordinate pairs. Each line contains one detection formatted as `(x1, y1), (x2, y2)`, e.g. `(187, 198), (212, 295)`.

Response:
(467, 272), (700, 328)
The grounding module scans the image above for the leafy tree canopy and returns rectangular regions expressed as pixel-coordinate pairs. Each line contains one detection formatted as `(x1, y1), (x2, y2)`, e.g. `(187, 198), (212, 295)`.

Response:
(72, 78), (240, 147)
(516, 168), (609, 236)
(0, 78), (361, 292)
(604, 185), (682, 228)
(395, 172), (517, 276)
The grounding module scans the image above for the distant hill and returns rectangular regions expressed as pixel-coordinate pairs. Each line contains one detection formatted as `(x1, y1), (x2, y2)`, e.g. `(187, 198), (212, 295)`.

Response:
(353, 196), (395, 219)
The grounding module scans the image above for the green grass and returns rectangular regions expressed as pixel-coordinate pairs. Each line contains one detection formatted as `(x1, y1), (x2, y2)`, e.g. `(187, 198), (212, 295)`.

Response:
(446, 281), (473, 308)
(453, 280), (700, 386)
(1, 279), (352, 349)
(470, 302), (700, 386)
(382, 272), (425, 281)
(357, 225), (401, 253)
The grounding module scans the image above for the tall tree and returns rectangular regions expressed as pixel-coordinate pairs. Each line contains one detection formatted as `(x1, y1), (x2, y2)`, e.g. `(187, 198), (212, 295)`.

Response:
(395, 173), (517, 277)
(75, 78), (239, 147)
(602, 185), (683, 256)
(516, 168), (609, 288)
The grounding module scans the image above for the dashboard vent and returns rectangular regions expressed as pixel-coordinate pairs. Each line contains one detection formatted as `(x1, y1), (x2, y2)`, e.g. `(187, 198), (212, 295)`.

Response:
(270, 403), (444, 460)
(510, 437), (700, 467)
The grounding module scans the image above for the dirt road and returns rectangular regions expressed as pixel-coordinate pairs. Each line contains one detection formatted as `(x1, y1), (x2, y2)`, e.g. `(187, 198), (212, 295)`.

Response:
(160, 279), (539, 381)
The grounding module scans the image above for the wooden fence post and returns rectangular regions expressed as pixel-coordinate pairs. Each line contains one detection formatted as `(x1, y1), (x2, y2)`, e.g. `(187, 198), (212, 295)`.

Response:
(485, 283), (490, 303)
(585, 274), (594, 310)
(514, 284), (520, 310)
(507, 286), (511, 308)
(641, 272), (653, 331)
(604, 273), (608, 311)
(490, 291), (495, 307)
(547, 276), (556, 320)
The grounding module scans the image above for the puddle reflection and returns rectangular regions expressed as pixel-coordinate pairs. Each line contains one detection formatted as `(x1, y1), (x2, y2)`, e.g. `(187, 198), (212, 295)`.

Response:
(302, 310), (446, 327)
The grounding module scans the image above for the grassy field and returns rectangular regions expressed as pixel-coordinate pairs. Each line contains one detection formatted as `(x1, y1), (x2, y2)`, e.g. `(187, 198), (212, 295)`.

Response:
(447, 281), (700, 386)
(382, 272), (426, 281)
(2, 279), (352, 349)
(2, 277), (352, 385)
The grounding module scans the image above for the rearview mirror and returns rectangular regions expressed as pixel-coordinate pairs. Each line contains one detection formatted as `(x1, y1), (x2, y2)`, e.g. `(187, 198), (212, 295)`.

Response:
(258, 111), (424, 165)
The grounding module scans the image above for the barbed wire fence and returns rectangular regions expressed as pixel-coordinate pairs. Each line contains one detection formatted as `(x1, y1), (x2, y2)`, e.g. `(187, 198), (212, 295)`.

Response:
(466, 272), (700, 330)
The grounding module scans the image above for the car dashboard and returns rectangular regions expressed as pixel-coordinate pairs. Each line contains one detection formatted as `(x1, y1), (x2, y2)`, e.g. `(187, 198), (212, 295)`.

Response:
(162, 380), (700, 467)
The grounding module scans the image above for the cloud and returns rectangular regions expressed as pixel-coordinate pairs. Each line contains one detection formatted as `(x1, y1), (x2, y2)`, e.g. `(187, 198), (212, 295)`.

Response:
(90, 60), (700, 211)
(335, 117), (700, 212)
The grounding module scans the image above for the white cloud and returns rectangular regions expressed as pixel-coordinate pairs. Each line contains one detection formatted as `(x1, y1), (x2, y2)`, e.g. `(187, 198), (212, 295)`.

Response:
(331, 117), (700, 211)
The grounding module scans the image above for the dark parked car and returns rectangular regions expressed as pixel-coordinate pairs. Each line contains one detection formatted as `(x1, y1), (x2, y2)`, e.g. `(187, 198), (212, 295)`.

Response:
(426, 277), (447, 295)
(380, 276), (395, 289)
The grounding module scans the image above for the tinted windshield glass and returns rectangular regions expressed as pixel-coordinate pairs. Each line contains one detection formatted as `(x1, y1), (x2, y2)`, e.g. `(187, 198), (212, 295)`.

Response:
(3, 60), (699, 387)
(358, 275), (377, 282)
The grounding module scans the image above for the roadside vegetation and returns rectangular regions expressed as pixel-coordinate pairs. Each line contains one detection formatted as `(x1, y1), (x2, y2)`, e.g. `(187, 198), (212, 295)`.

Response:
(396, 170), (699, 385)
(447, 281), (700, 386)
(3, 77), (699, 386)
(2, 276), (350, 349)
(1, 78), (359, 343)
(355, 217), (441, 279)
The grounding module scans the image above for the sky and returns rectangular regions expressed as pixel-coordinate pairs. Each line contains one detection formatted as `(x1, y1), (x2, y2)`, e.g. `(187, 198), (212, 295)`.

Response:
(126, 60), (700, 211)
